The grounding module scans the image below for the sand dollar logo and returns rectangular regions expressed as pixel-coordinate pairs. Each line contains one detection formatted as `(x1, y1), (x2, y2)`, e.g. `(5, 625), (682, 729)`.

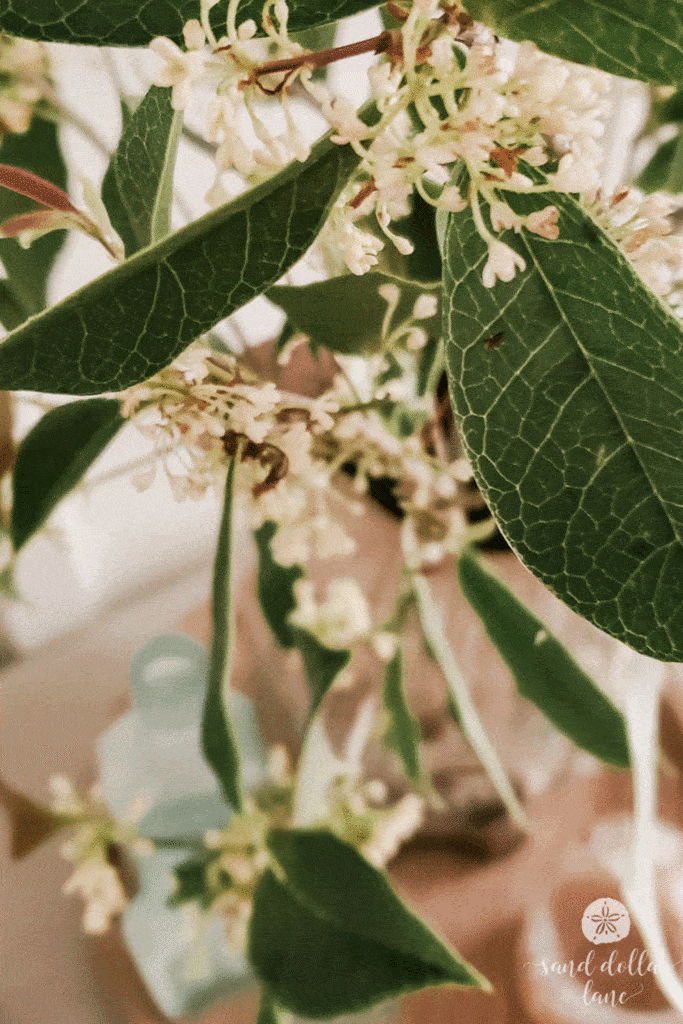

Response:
(582, 898), (631, 944)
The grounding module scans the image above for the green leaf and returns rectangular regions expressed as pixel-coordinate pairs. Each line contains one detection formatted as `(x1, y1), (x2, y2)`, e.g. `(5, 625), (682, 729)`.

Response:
(0, 134), (358, 395)
(382, 648), (423, 783)
(378, 192), (443, 285)
(101, 86), (182, 256)
(248, 829), (488, 1018)
(293, 20), (337, 82)
(256, 988), (286, 1024)
(269, 272), (440, 356)
(254, 521), (304, 649)
(0, 0), (381, 47)
(635, 133), (683, 194)
(292, 628), (351, 715)
(457, 549), (630, 767)
(0, 279), (28, 331)
(254, 521), (350, 710)
(443, 186), (683, 662)
(658, 87), (683, 124)
(167, 853), (215, 909)
(201, 458), (243, 812)
(463, 0), (683, 85)
(0, 116), (67, 316)
(11, 398), (123, 551)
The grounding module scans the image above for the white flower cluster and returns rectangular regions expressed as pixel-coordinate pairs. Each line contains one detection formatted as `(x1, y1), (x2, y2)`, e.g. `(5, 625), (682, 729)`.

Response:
(586, 188), (683, 307)
(199, 748), (424, 951)
(49, 775), (152, 935)
(0, 35), (51, 135)
(317, 4), (610, 280)
(121, 339), (473, 569)
(148, 0), (614, 285)
(289, 576), (372, 649)
(150, 0), (314, 201)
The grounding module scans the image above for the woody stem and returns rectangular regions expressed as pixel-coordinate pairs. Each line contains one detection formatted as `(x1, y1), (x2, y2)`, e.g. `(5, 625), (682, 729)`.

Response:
(252, 30), (394, 79)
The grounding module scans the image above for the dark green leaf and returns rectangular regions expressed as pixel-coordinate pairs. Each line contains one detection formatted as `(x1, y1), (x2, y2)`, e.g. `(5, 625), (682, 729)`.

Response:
(379, 193), (443, 284)
(464, 0), (683, 84)
(0, 279), (28, 331)
(274, 317), (298, 357)
(293, 20), (337, 81)
(254, 521), (304, 649)
(0, 0), (380, 47)
(11, 398), (123, 551)
(168, 853), (214, 909)
(634, 133), (683, 193)
(256, 988), (284, 1024)
(248, 829), (488, 1017)
(102, 86), (181, 256)
(457, 549), (630, 767)
(292, 628), (351, 714)
(201, 459), (243, 811)
(269, 271), (439, 356)
(382, 648), (423, 783)
(443, 186), (683, 661)
(0, 116), (67, 315)
(658, 87), (683, 123)
(254, 521), (350, 709)
(0, 134), (358, 395)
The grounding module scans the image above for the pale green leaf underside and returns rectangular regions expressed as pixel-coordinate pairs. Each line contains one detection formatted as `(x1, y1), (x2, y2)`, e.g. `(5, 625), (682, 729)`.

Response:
(0, 0), (379, 47)
(101, 86), (180, 256)
(0, 135), (357, 395)
(464, 0), (683, 84)
(444, 190), (683, 662)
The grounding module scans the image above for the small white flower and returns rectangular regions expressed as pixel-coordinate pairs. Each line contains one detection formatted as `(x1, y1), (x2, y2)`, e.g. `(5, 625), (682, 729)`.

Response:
(343, 223), (384, 275)
(237, 19), (257, 40)
(149, 36), (206, 110)
(62, 858), (128, 935)
(439, 186), (467, 213)
(526, 205), (560, 240)
(328, 98), (371, 144)
(362, 793), (424, 867)
(406, 327), (428, 350)
(412, 293), (438, 320)
(290, 577), (372, 649)
(489, 200), (522, 233)
(371, 631), (399, 662)
(182, 19), (206, 50)
(378, 282), (401, 305)
(551, 152), (600, 193)
(0, 96), (32, 133)
(482, 240), (526, 288)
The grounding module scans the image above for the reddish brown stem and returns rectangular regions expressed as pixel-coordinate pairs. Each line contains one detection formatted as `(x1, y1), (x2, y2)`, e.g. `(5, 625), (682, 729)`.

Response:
(252, 29), (394, 80)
